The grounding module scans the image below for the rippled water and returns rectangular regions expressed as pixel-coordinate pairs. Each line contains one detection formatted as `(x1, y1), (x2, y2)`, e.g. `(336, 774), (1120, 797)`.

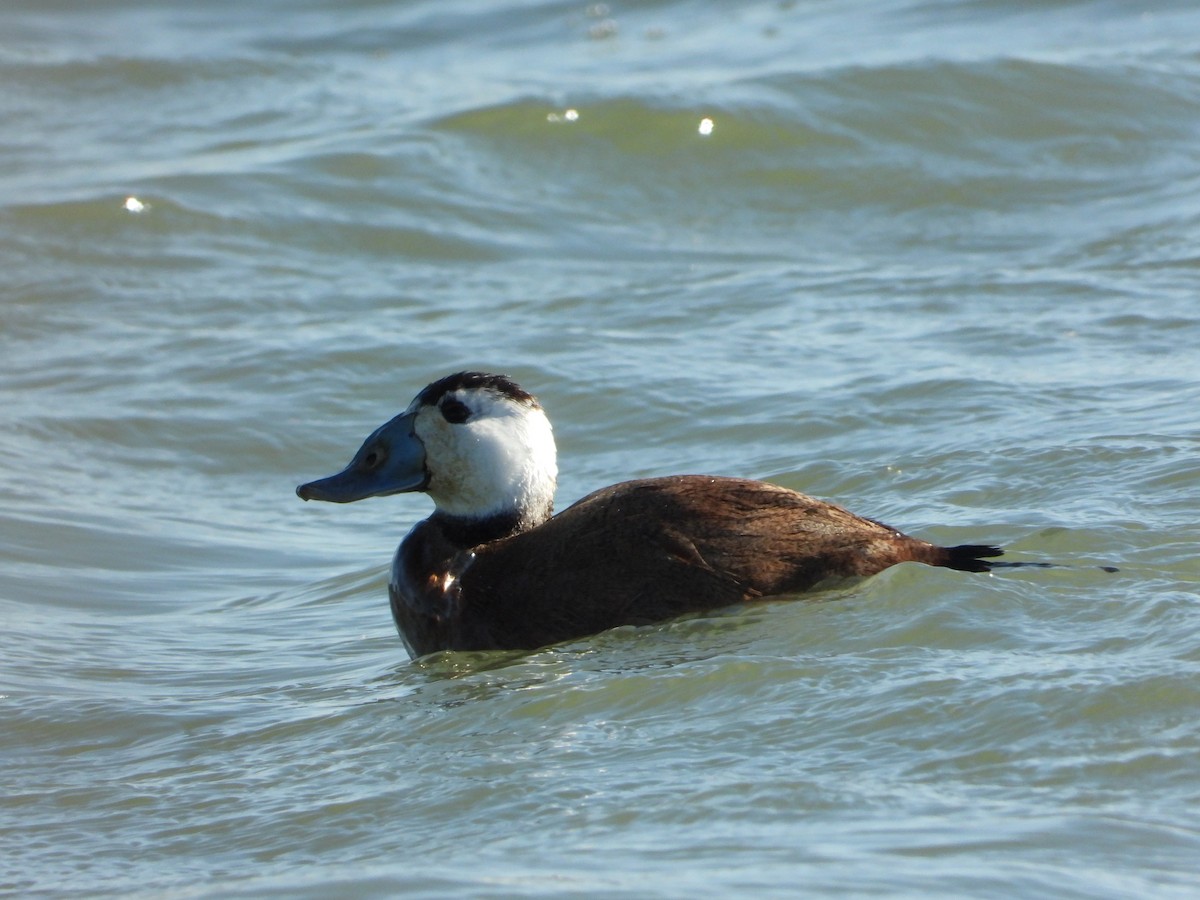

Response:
(3, 1), (1200, 897)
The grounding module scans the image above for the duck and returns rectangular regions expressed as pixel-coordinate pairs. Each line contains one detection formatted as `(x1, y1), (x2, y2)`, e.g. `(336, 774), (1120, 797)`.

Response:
(296, 371), (1002, 658)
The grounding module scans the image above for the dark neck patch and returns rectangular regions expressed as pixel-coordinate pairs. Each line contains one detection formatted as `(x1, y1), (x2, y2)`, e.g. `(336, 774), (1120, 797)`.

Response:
(430, 509), (528, 548)
(415, 372), (539, 409)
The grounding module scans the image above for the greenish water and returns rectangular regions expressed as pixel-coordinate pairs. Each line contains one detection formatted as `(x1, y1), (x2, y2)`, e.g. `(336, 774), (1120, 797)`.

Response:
(3, 1), (1199, 897)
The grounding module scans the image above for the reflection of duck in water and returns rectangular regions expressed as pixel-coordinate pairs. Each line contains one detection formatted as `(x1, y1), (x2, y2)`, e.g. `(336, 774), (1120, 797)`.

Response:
(298, 372), (1001, 658)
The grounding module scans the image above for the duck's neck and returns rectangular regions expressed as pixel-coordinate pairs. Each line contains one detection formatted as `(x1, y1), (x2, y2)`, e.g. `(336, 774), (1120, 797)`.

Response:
(429, 502), (551, 548)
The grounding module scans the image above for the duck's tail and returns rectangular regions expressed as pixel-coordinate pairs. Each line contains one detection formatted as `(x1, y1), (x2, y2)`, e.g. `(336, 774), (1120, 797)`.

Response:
(936, 544), (1005, 573)
(933, 543), (1119, 574)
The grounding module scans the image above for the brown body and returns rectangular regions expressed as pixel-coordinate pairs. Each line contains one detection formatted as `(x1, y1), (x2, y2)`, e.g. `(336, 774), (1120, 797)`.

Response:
(390, 475), (999, 657)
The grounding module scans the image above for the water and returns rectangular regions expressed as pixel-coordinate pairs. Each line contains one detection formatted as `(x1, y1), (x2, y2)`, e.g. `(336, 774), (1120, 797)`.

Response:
(3, 0), (1200, 896)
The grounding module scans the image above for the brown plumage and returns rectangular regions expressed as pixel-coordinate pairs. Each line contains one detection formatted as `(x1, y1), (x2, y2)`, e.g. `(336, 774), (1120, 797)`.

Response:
(389, 475), (1000, 657)
(298, 373), (1001, 658)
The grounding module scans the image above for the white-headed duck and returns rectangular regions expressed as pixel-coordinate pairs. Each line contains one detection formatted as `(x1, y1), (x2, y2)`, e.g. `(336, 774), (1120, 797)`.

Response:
(297, 372), (1002, 658)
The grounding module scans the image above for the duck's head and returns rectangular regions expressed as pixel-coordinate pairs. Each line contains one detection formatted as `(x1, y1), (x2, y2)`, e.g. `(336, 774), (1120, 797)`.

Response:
(297, 372), (557, 535)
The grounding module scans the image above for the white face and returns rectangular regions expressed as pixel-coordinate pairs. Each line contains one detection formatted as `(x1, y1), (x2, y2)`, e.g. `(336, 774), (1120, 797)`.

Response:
(409, 386), (558, 524)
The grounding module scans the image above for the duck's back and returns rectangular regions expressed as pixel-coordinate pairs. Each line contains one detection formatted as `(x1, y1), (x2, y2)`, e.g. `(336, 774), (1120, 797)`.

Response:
(443, 475), (961, 651)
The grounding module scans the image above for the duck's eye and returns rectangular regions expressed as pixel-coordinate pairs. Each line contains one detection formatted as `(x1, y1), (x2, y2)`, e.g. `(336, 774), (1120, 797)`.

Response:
(440, 398), (471, 424)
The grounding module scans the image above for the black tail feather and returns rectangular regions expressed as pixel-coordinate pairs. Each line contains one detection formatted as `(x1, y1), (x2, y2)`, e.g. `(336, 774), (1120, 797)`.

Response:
(941, 544), (1119, 574)
(941, 544), (1005, 573)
